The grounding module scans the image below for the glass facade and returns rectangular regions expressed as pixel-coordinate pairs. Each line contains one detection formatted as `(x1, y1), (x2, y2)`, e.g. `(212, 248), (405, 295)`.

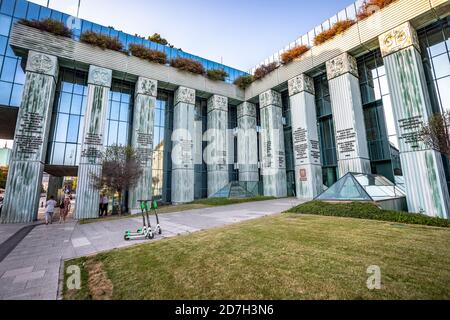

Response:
(357, 50), (400, 182)
(105, 80), (134, 148)
(46, 67), (87, 166)
(314, 73), (338, 187)
(281, 91), (296, 196)
(194, 98), (207, 200)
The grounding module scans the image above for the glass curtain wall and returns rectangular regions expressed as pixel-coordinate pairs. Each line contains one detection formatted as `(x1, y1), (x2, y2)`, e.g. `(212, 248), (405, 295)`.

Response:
(104, 80), (134, 148)
(282, 91), (295, 196)
(46, 67), (88, 166)
(314, 73), (338, 187)
(357, 50), (400, 182)
(194, 97), (207, 200)
(228, 104), (238, 182)
(157, 90), (173, 203)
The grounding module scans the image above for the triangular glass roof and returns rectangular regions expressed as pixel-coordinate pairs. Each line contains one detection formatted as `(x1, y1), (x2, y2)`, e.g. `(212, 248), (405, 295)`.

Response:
(210, 182), (256, 198)
(316, 173), (372, 201)
(316, 172), (406, 201)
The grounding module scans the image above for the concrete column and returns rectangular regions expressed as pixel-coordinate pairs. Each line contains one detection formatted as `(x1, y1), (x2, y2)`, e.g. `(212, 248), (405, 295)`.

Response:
(1, 51), (58, 223)
(128, 77), (157, 213)
(288, 74), (323, 200)
(327, 52), (371, 177)
(206, 95), (229, 196)
(75, 66), (112, 219)
(379, 22), (450, 218)
(47, 176), (64, 200)
(171, 87), (196, 204)
(259, 90), (287, 197)
(237, 102), (259, 186)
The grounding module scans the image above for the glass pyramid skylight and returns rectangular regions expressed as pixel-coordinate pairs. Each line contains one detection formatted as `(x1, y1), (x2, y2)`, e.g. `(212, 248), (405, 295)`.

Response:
(316, 173), (406, 202)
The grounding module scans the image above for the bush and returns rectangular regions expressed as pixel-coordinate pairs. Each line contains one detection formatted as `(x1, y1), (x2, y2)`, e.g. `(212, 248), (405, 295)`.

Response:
(233, 75), (254, 90)
(357, 0), (398, 21)
(206, 69), (229, 81)
(281, 45), (309, 65)
(253, 62), (278, 81)
(170, 57), (205, 75)
(19, 18), (72, 38)
(313, 19), (355, 46)
(286, 201), (450, 228)
(80, 31), (124, 52)
(128, 43), (167, 65)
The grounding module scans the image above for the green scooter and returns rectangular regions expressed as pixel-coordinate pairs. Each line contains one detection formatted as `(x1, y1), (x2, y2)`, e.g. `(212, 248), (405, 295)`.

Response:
(124, 200), (154, 241)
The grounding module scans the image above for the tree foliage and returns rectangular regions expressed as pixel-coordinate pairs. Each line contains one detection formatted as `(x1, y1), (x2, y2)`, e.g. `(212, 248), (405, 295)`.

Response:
(91, 145), (143, 214)
(148, 33), (168, 46)
(420, 111), (450, 157)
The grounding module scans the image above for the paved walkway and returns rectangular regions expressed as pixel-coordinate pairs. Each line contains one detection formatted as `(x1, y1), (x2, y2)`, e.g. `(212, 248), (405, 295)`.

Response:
(0, 198), (302, 300)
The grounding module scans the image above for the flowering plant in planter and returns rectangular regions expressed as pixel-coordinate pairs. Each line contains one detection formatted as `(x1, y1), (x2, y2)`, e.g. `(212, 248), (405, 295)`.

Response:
(128, 43), (167, 65)
(253, 62), (278, 81)
(80, 31), (124, 52)
(206, 69), (229, 81)
(233, 75), (254, 90)
(357, 0), (399, 21)
(313, 19), (355, 46)
(170, 57), (205, 75)
(281, 45), (310, 65)
(19, 18), (72, 38)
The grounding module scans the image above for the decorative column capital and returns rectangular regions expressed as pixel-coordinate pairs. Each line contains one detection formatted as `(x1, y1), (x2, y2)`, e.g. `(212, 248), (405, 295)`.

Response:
(379, 22), (420, 57)
(88, 65), (112, 87)
(175, 86), (195, 105)
(136, 77), (157, 96)
(326, 52), (358, 81)
(288, 74), (315, 96)
(26, 51), (58, 79)
(207, 95), (228, 113)
(259, 90), (282, 108)
(237, 102), (256, 119)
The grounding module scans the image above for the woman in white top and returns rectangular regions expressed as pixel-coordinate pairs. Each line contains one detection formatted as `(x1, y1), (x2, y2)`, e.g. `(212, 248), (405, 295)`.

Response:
(45, 196), (57, 225)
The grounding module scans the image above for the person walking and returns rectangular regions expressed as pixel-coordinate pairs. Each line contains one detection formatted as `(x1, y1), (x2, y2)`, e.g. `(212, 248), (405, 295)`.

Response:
(45, 196), (57, 225)
(59, 196), (71, 223)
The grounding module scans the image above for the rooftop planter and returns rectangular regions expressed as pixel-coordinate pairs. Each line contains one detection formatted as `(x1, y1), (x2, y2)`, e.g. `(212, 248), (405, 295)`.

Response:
(128, 43), (167, 65)
(170, 57), (205, 75)
(80, 31), (124, 52)
(313, 19), (356, 46)
(253, 62), (278, 81)
(233, 75), (254, 90)
(357, 0), (399, 21)
(206, 69), (229, 81)
(280, 45), (310, 65)
(18, 18), (72, 38)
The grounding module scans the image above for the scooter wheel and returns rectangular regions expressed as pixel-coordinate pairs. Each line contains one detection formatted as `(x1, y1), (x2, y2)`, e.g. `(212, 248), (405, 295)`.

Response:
(158, 227), (162, 235)
(148, 232), (154, 239)
(124, 235), (129, 241)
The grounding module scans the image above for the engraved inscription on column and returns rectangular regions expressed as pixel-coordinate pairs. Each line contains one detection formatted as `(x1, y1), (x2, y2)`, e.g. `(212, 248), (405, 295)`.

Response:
(15, 112), (44, 159)
(335, 128), (357, 157)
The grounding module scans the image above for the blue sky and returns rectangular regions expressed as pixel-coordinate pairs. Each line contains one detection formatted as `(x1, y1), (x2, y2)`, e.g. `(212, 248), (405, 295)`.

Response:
(29, 0), (353, 71)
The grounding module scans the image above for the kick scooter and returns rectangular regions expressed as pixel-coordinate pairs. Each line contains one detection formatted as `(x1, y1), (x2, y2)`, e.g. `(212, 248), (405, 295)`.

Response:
(124, 200), (154, 240)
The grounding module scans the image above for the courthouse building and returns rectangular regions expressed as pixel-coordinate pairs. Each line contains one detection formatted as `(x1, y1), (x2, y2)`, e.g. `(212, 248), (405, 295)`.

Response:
(0, 0), (450, 222)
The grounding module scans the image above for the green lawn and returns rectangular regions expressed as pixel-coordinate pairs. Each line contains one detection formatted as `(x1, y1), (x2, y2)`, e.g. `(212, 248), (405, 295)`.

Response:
(64, 213), (450, 300)
(79, 196), (275, 225)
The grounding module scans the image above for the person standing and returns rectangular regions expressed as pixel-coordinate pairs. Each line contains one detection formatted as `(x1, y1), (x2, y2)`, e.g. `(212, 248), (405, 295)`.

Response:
(101, 194), (109, 217)
(45, 196), (57, 225)
(59, 196), (71, 223)
(99, 194), (104, 217)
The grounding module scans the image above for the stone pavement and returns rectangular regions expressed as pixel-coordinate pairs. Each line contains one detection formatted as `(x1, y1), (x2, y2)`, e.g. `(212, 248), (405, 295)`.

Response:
(0, 198), (302, 300)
